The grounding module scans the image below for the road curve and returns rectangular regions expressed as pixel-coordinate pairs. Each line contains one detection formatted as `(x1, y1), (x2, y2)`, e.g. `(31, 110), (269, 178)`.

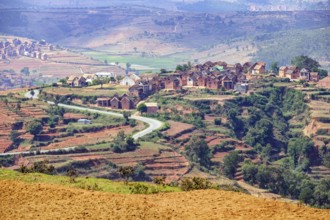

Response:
(0, 91), (163, 156)
(55, 103), (163, 140)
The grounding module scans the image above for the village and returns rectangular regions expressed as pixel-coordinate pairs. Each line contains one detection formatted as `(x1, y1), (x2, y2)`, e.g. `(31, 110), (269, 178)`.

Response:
(0, 38), (51, 61)
(61, 60), (325, 112)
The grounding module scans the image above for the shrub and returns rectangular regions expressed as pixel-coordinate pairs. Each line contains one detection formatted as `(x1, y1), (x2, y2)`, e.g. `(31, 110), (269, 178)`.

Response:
(18, 160), (55, 175)
(214, 118), (222, 126)
(153, 176), (166, 186)
(0, 155), (16, 167)
(180, 177), (212, 191)
(67, 168), (78, 183)
(129, 184), (149, 194)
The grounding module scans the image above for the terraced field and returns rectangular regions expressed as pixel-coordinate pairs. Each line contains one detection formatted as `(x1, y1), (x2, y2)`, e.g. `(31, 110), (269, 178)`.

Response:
(17, 142), (190, 183)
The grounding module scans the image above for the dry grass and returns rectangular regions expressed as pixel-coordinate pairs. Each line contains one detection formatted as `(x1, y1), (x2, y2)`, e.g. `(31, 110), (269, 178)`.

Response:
(1, 179), (329, 220)
(43, 85), (128, 97)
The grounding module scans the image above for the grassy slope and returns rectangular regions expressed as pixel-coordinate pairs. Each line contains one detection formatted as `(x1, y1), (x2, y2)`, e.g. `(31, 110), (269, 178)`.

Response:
(0, 169), (180, 194)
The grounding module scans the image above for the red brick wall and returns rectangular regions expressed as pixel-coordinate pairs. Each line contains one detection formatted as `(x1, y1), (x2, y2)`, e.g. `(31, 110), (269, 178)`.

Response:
(121, 98), (134, 110)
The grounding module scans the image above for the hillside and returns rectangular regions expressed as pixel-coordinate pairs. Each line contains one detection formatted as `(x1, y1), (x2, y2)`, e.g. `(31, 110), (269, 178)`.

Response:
(1, 179), (329, 220)
(0, 7), (329, 70)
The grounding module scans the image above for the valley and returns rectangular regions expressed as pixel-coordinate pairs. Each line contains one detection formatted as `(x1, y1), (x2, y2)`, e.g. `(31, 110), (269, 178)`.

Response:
(0, 1), (330, 218)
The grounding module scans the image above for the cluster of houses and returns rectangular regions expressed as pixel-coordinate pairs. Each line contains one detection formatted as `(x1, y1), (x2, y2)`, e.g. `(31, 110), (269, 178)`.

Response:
(66, 60), (325, 111)
(0, 71), (33, 90)
(66, 71), (139, 87)
(97, 94), (135, 110)
(0, 38), (51, 61)
(278, 66), (319, 82)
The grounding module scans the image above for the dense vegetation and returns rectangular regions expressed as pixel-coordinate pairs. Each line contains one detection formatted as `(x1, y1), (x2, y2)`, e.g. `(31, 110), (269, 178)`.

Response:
(175, 85), (329, 207)
(147, 94), (206, 128)
(222, 87), (309, 155)
(242, 162), (330, 208)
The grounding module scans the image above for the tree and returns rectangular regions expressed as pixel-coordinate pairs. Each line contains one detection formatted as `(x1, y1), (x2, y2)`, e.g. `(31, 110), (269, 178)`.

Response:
(184, 136), (211, 167)
(16, 102), (21, 111)
(123, 111), (131, 124)
(214, 118), (221, 126)
(26, 120), (43, 139)
(92, 78), (109, 89)
(10, 130), (20, 144)
(112, 131), (137, 152)
(125, 136), (136, 151)
(126, 63), (131, 71)
(318, 69), (328, 80)
(20, 67), (30, 76)
(270, 61), (279, 73)
(223, 151), (241, 179)
(137, 103), (147, 114)
(243, 119), (273, 149)
(291, 56), (320, 71)
(59, 78), (67, 84)
(242, 162), (259, 184)
(118, 166), (134, 185)
(288, 137), (316, 170)
(153, 176), (166, 186)
(104, 60), (108, 65)
(160, 68), (168, 74)
(313, 178), (330, 208)
(30, 90), (35, 98)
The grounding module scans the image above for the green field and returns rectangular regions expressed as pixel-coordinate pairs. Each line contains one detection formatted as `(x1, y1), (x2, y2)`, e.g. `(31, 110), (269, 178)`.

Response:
(82, 51), (190, 71)
(0, 169), (180, 194)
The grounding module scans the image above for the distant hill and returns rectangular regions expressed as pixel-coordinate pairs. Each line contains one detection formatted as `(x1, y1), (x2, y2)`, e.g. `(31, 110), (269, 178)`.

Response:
(1, 0), (329, 11)
(0, 4), (329, 70)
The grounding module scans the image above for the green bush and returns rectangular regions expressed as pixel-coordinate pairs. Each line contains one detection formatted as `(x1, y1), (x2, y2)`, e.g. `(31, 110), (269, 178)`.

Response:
(180, 177), (213, 191)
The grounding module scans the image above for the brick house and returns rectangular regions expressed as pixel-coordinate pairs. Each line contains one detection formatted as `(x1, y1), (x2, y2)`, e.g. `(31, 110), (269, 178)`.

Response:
(251, 62), (266, 75)
(197, 75), (207, 87)
(73, 76), (86, 87)
(97, 98), (111, 107)
(279, 66), (289, 78)
(286, 66), (300, 80)
(164, 77), (181, 90)
(207, 77), (221, 90)
(129, 85), (144, 98)
(67, 76), (77, 86)
(180, 73), (189, 86)
(121, 95), (135, 110)
(110, 96), (121, 109)
(222, 75), (234, 90)
(145, 103), (159, 114)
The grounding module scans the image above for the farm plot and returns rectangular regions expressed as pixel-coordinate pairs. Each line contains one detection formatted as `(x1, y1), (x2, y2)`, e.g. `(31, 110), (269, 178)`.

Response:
(162, 121), (195, 138)
(42, 125), (141, 150)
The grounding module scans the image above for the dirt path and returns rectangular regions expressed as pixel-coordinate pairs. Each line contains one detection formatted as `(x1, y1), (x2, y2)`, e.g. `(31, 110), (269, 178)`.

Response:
(0, 180), (328, 220)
